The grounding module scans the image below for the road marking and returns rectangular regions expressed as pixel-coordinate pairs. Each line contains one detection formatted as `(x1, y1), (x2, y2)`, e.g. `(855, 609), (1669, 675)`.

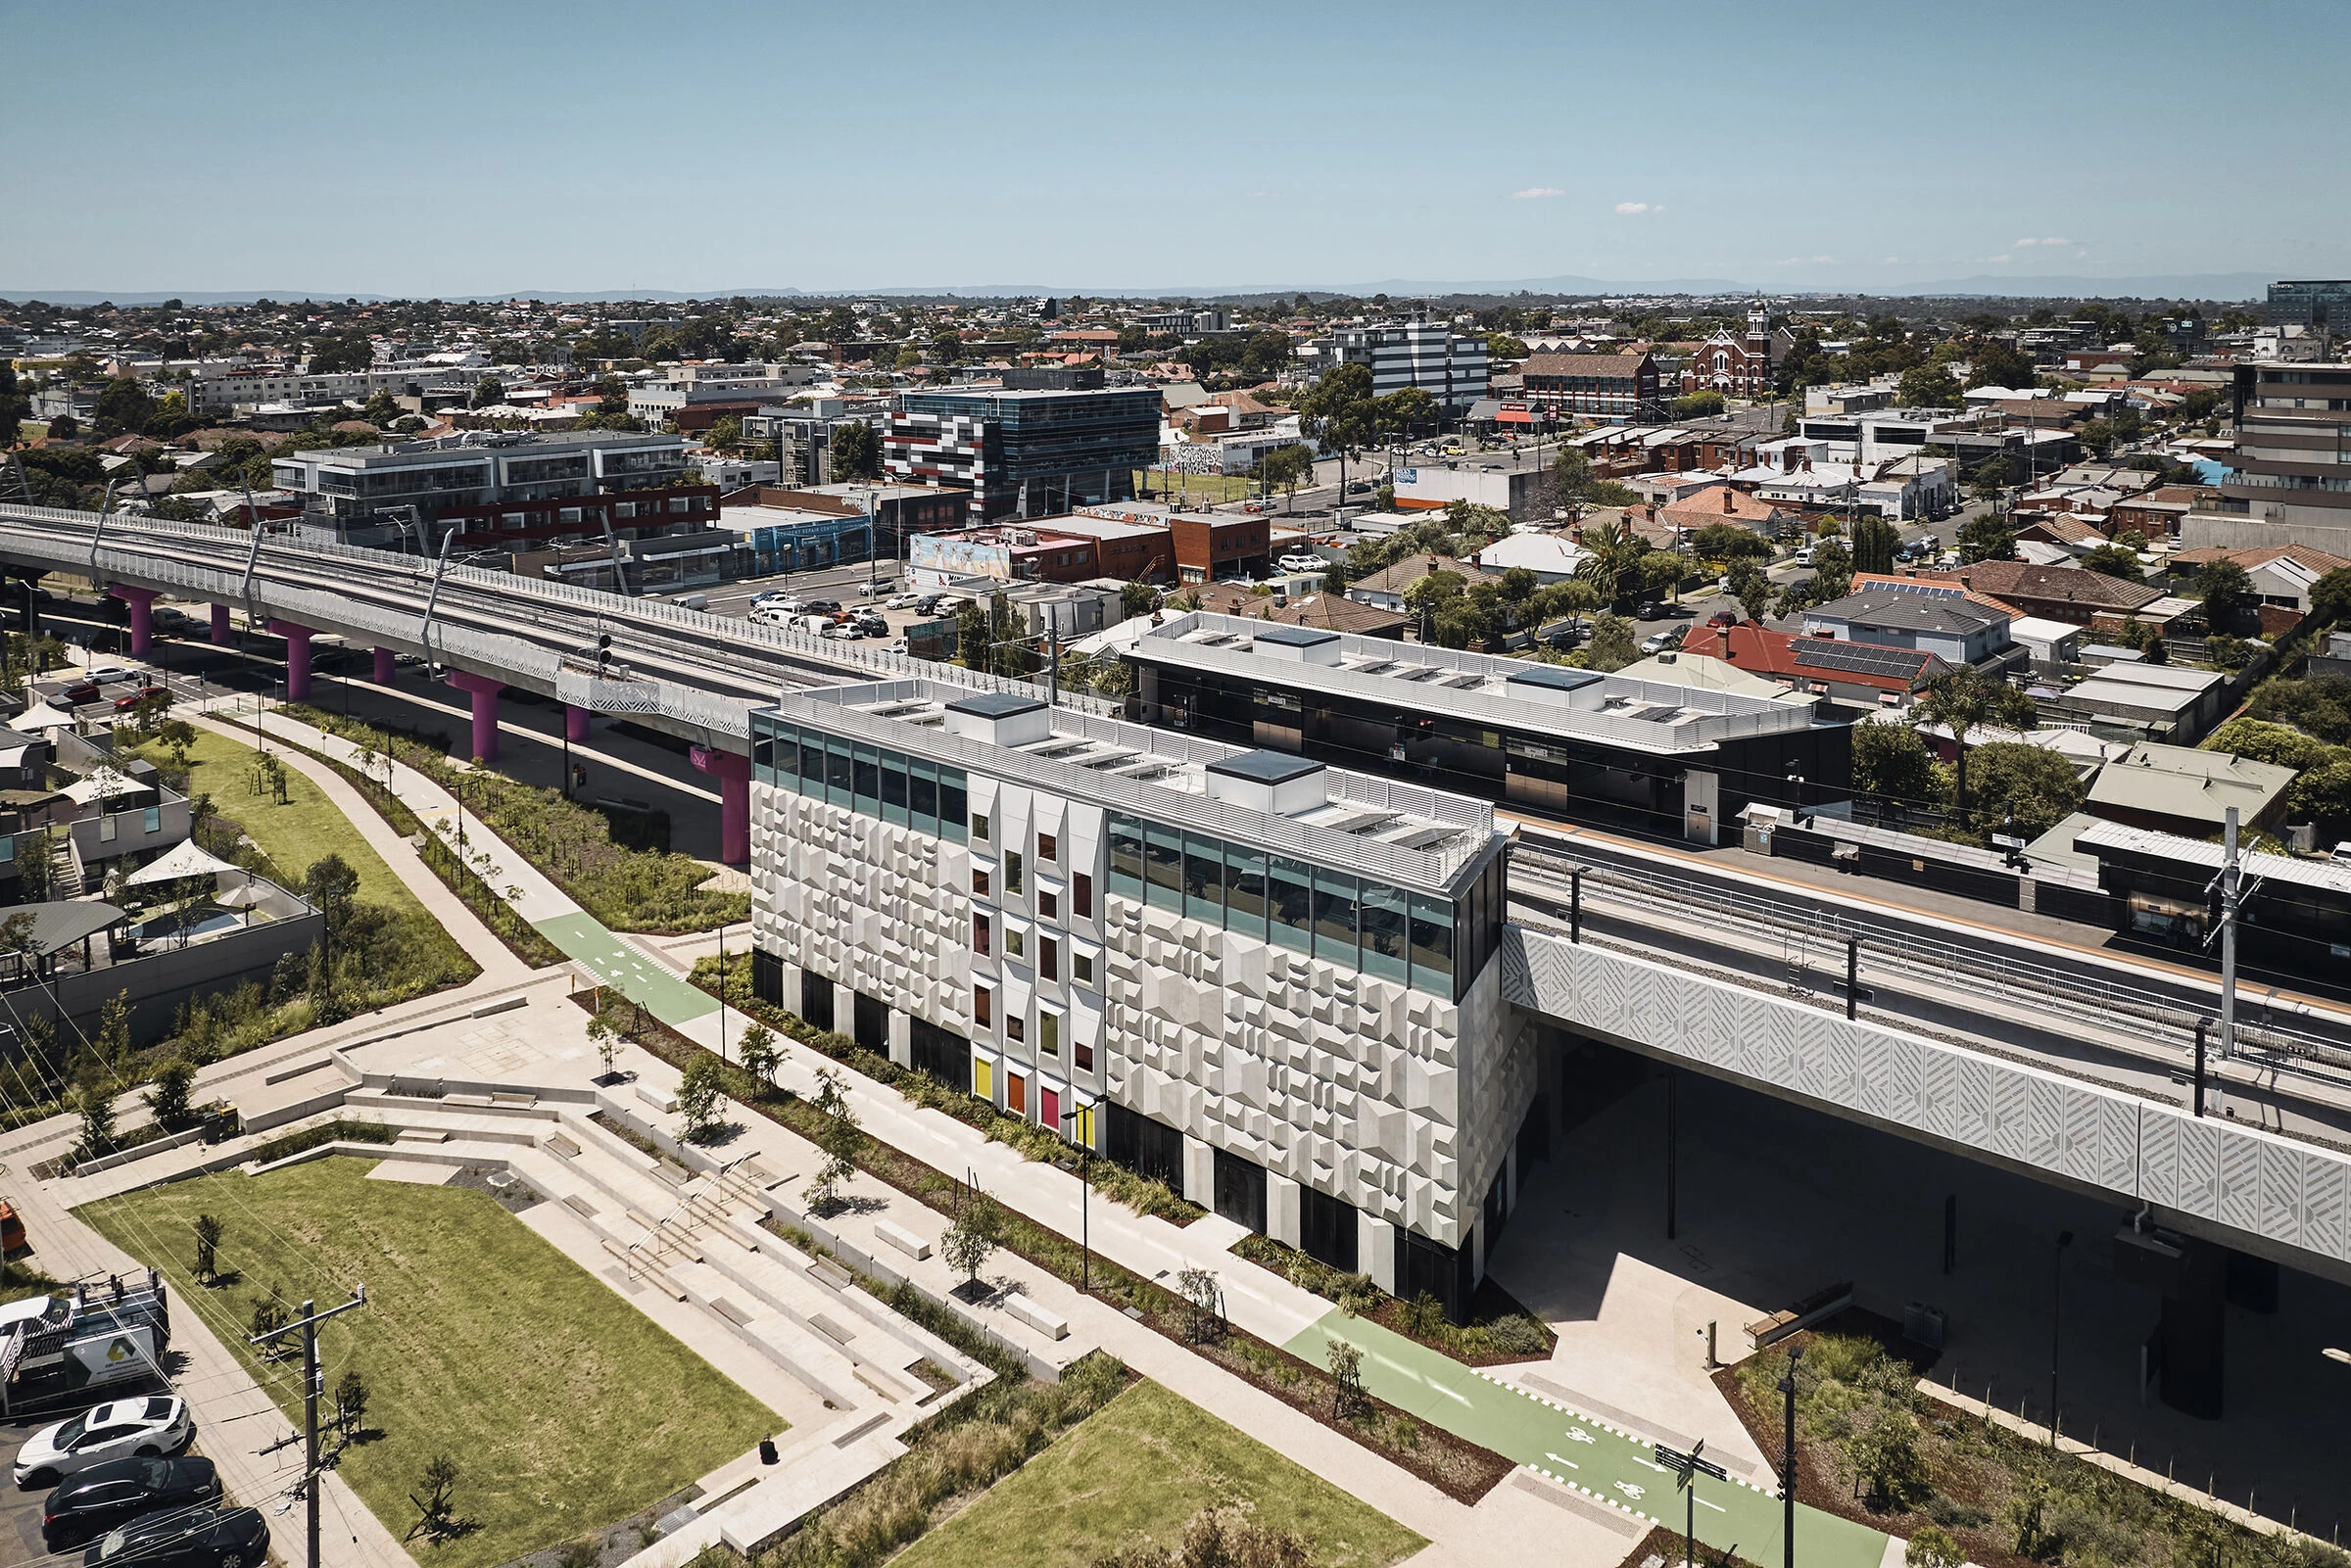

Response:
(1614, 1482), (1646, 1500)
(1632, 1456), (1670, 1474)
(1544, 1451), (1581, 1470)
(1695, 1496), (1726, 1513)
(1561, 1425), (1595, 1443)
(1352, 1342), (1473, 1406)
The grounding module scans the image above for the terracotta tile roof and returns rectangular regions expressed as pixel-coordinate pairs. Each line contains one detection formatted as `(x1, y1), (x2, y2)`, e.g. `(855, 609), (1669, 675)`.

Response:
(1911, 559), (2164, 613)
(1659, 485), (1786, 527)
(1346, 554), (1499, 594)
(1679, 623), (1946, 691)
(2171, 543), (2351, 574)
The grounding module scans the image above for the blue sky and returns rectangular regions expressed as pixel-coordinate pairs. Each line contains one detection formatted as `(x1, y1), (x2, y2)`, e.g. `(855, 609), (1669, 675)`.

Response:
(6, 0), (2346, 298)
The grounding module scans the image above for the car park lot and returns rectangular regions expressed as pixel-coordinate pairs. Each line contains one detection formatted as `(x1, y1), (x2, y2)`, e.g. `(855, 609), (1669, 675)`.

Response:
(0, 1387), (205, 1563)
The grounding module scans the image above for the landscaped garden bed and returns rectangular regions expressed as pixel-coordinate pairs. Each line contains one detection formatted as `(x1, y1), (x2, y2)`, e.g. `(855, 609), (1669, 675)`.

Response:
(1713, 1325), (2348, 1568)
(594, 996), (1515, 1504)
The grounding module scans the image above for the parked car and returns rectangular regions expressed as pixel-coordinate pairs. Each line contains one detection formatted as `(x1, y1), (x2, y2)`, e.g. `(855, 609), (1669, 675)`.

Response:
(856, 579), (894, 597)
(802, 598), (841, 614)
(43, 1457), (219, 1550)
(1636, 600), (1669, 619)
(1794, 546), (1816, 566)
(819, 623), (863, 641)
(854, 614), (888, 638)
(748, 590), (792, 607)
(17, 1398), (193, 1487)
(82, 1505), (267, 1568)
(1277, 553), (1324, 575)
(887, 593), (923, 609)
(759, 594), (808, 615)
(1639, 628), (1686, 655)
(82, 666), (136, 688)
(1705, 610), (1738, 628)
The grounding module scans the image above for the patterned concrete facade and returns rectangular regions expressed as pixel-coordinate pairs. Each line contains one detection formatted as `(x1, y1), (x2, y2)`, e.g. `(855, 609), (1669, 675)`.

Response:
(1504, 924), (2351, 1278)
(748, 699), (1530, 1296)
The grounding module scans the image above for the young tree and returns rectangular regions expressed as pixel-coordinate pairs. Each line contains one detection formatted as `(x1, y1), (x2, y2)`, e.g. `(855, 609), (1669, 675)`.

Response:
(941, 1186), (1004, 1295)
(193, 1214), (223, 1282)
(1326, 1337), (1367, 1420)
(1118, 581), (1159, 621)
(799, 1066), (865, 1215)
(145, 1058), (199, 1131)
(250, 1286), (288, 1343)
(1552, 447), (1596, 507)
(1913, 668), (2038, 811)
(408, 1454), (463, 1542)
(334, 1368), (369, 1436)
(738, 1022), (780, 1095)
(1175, 1265), (1225, 1344)
(676, 1054), (728, 1143)
(585, 1012), (620, 1076)
(304, 853), (361, 960)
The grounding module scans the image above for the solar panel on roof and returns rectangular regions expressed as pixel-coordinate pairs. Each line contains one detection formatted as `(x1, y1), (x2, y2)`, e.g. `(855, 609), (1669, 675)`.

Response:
(1792, 641), (1930, 680)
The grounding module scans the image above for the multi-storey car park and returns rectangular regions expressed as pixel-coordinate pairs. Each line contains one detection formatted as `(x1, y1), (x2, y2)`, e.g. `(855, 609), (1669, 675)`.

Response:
(1117, 612), (1851, 844)
(747, 681), (1525, 1319)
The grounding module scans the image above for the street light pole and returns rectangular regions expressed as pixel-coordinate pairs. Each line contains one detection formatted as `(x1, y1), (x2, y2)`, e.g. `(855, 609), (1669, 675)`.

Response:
(1779, 1347), (1803, 1568)
(2049, 1229), (2074, 1446)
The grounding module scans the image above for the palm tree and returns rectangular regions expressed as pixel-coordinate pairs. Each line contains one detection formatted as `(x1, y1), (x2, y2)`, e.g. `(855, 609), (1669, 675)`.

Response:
(1912, 668), (2037, 811)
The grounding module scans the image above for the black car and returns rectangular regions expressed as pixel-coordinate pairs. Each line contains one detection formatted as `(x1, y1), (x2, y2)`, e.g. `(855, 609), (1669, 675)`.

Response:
(84, 1503), (265, 1568)
(803, 598), (841, 614)
(46, 1457), (220, 1550)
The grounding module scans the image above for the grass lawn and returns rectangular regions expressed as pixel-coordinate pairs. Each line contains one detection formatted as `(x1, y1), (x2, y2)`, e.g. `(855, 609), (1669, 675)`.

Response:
(84, 1158), (777, 1568)
(137, 727), (471, 972)
(893, 1379), (1423, 1568)
(1135, 468), (1256, 504)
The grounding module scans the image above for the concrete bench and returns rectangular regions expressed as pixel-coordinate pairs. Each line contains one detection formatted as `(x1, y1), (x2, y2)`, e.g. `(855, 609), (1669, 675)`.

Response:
(562, 1194), (599, 1219)
(1004, 1292), (1069, 1341)
(635, 1083), (679, 1115)
(491, 1092), (537, 1108)
(545, 1134), (582, 1158)
(445, 1093), (495, 1109)
(874, 1219), (931, 1260)
(394, 1128), (448, 1144)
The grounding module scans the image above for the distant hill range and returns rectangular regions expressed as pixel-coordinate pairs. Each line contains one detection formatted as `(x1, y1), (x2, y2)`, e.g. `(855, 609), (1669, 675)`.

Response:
(0, 271), (2277, 306)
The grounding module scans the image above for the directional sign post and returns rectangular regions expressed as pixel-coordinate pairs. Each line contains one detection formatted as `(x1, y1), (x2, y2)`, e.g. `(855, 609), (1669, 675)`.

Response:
(1656, 1439), (1730, 1568)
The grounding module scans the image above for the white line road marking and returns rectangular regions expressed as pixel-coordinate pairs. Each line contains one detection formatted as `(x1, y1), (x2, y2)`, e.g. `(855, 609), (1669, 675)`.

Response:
(1632, 1457), (1670, 1474)
(1562, 1426), (1595, 1443)
(1544, 1451), (1581, 1469)
(1695, 1496), (1726, 1513)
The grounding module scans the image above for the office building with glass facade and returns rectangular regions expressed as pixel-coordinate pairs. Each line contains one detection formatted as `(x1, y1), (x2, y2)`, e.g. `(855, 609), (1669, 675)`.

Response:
(747, 678), (1528, 1320)
(884, 387), (1162, 522)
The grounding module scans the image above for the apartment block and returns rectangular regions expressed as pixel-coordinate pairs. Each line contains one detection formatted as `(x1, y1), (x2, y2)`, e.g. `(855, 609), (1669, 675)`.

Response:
(747, 682), (1526, 1318)
(885, 387), (1162, 522)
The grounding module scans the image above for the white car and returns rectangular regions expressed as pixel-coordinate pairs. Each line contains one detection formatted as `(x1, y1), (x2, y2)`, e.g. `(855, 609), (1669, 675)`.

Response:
(1277, 553), (1324, 575)
(820, 623), (863, 641)
(16, 1396), (192, 1485)
(83, 665), (139, 687)
(887, 593), (923, 609)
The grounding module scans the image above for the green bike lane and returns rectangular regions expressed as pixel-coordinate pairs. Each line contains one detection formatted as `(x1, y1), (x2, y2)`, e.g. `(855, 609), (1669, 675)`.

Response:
(533, 911), (721, 1027)
(1284, 1310), (1888, 1568)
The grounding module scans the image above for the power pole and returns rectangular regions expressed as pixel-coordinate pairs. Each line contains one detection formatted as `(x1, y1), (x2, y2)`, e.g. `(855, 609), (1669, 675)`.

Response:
(2218, 805), (2241, 1066)
(252, 1288), (366, 1568)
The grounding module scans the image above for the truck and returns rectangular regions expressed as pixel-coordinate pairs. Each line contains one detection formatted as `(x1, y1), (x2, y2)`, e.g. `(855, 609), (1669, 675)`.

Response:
(0, 1273), (171, 1413)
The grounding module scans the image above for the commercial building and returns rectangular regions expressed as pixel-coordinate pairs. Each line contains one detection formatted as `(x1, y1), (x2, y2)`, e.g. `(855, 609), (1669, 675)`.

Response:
(1120, 612), (1846, 842)
(269, 430), (713, 553)
(2186, 361), (2351, 553)
(742, 398), (893, 488)
(886, 387), (1162, 522)
(183, 362), (474, 415)
(1299, 320), (1491, 412)
(1391, 462), (1555, 523)
(1794, 406), (1989, 465)
(747, 681), (1525, 1317)
(2265, 280), (2351, 338)
(1519, 353), (1662, 420)
(907, 525), (1107, 592)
